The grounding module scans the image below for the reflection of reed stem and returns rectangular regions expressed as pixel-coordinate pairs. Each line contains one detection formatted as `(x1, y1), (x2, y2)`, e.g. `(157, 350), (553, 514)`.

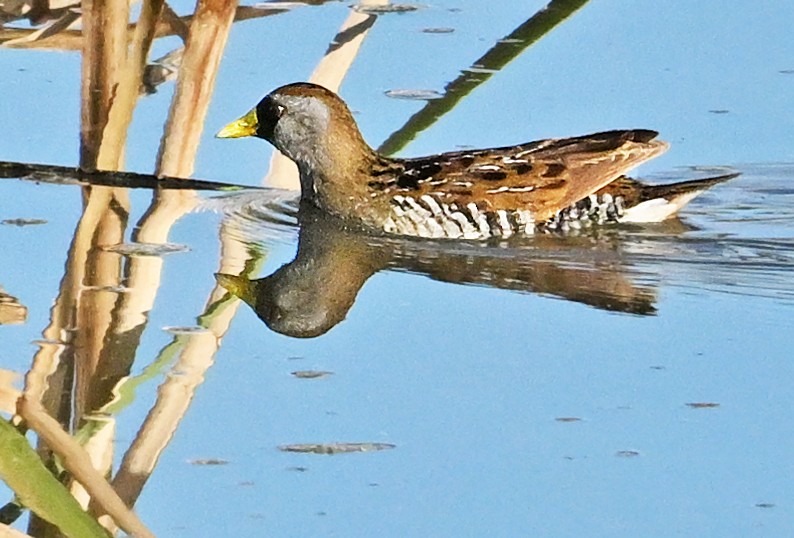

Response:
(111, 223), (259, 508)
(0, 521), (38, 537)
(265, 0), (388, 189)
(378, 0), (590, 155)
(73, 189), (129, 419)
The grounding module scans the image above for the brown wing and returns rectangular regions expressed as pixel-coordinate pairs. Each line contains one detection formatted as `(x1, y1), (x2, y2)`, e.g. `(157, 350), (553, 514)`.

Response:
(370, 130), (669, 222)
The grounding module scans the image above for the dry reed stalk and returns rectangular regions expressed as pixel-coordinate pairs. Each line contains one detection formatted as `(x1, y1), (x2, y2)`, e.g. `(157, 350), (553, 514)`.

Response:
(155, 0), (239, 178)
(80, 0), (129, 171)
(97, 0), (166, 170)
(0, 6), (287, 50)
(17, 395), (156, 538)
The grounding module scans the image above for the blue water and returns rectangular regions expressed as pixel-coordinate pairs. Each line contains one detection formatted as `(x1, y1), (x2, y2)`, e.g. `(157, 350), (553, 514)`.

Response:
(1, 1), (794, 536)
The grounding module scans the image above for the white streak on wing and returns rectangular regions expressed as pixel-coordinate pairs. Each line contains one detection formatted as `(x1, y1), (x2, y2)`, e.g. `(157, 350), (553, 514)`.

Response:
(449, 210), (477, 236)
(394, 217), (418, 235)
(466, 202), (482, 221)
(402, 196), (439, 237)
(418, 196), (447, 237)
(388, 204), (419, 235)
(497, 210), (513, 237)
(413, 221), (432, 237)
(486, 186), (510, 194)
(620, 191), (704, 223)
(389, 196), (422, 235)
(382, 217), (397, 233)
(420, 194), (444, 217)
(441, 218), (463, 238)
(441, 204), (478, 238)
(404, 196), (431, 220)
(390, 196), (407, 217)
(467, 202), (491, 237)
(473, 164), (501, 171)
(424, 217), (446, 238)
(514, 209), (535, 232)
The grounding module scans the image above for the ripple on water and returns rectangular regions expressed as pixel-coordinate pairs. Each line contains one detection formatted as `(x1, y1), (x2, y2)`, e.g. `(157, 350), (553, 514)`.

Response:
(200, 188), (299, 245)
(627, 164), (794, 304)
(211, 164), (794, 308)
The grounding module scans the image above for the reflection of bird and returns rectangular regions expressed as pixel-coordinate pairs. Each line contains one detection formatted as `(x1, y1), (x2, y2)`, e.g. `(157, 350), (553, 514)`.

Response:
(216, 204), (658, 338)
(218, 82), (736, 239)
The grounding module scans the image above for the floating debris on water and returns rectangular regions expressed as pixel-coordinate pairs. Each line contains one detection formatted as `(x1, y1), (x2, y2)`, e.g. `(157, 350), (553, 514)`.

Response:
(291, 370), (334, 379)
(686, 402), (720, 409)
(1, 218), (47, 226)
(251, 1), (305, 9)
(709, 109), (730, 114)
(163, 325), (211, 335)
(188, 458), (229, 465)
(103, 242), (189, 256)
(385, 89), (443, 100)
(422, 27), (454, 34)
(286, 466), (308, 472)
(278, 442), (396, 455)
(555, 417), (582, 423)
(755, 502), (775, 509)
(352, 3), (421, 14)
(615, 450), (640, 458)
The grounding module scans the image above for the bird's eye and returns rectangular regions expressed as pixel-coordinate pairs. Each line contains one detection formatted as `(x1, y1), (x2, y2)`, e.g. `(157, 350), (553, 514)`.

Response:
(275, 104), (286, 117)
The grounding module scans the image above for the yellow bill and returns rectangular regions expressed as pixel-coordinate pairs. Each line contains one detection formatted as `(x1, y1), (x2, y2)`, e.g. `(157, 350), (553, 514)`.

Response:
(216, 108), (259, 138)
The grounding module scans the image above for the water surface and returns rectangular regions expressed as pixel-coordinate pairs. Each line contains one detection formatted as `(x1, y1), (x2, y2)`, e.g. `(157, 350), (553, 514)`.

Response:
(1, 1), (793, 537)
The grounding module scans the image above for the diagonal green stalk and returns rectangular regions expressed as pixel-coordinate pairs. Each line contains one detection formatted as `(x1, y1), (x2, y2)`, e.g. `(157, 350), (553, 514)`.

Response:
(0, 419), (110, 538)
(378, 0), (590, 156)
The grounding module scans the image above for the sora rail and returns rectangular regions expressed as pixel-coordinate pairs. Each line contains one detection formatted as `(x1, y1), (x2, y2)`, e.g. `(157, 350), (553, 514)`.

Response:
(218, 83), (734, 239)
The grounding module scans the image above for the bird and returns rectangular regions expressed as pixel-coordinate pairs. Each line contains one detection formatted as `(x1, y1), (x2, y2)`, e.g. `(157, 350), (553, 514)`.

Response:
(217, 82), (736, 239)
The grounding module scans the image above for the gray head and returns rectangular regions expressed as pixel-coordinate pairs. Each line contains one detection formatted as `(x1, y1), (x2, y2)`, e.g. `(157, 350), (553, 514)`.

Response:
(223, 84), (368, 159)
(217, 83), (375, 200)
